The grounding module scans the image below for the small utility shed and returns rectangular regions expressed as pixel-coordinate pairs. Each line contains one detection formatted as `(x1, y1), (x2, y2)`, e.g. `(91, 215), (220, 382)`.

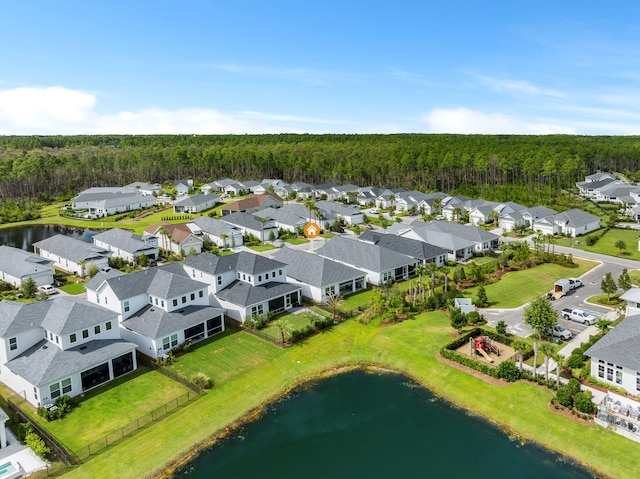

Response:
(454, 297), (475, 314)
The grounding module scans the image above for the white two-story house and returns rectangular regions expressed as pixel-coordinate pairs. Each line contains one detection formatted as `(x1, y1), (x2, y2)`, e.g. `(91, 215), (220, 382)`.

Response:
(183, 252), (302, 323)
(85, 265), (225, 358)
(0, 297), (138, 407)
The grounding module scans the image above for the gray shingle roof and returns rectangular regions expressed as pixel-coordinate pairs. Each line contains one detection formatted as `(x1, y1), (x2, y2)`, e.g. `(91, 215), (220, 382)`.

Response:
(586, 316), (640, 371)
(0, 300), (49, 337)
(358, 231), (447, 260)
(0, 245), (53, 279)
(216, 280), (301, 307)
(552, 209), (600, 228)
(33, 234), (110, 263)
(121, 304), (224, 339)
(270, 248), (365, 287)
(93, 228), (156, 256)
(173, 193), (220, 207)
(87, 266), (207, 300)
(192, 216), (242, 237)
(40, 296), (119, 335)
(183, 251), (285, 276)
(5, 339), (137, 387)
(221, 211), (275, 231)
(315, 236), (415, 272)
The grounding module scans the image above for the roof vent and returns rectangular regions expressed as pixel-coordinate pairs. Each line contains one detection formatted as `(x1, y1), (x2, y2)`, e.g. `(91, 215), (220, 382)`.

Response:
(42, 345), (48, 349)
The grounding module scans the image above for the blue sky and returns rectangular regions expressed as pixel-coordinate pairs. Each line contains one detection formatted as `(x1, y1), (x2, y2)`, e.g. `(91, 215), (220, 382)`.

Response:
(1, 1), (639, 135)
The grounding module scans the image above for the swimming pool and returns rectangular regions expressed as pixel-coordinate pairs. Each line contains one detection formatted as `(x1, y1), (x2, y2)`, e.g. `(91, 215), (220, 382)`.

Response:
(0, 461), (20, 479)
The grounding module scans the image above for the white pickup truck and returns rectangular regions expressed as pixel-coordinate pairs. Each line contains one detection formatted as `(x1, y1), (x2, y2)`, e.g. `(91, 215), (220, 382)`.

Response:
(561, 308), (596, 325)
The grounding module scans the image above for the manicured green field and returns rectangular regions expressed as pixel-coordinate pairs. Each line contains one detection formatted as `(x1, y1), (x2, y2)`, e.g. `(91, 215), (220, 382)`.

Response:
(59, 310), (639, 479)
(462, 258), (597, 308)
(34, 366), (190, 452)
(555, 228), (640, 261)
(58, 283), (86, 295)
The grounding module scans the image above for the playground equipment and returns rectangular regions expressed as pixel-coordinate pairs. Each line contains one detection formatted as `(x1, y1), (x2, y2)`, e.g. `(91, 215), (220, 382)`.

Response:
(470, 336), (500, 363)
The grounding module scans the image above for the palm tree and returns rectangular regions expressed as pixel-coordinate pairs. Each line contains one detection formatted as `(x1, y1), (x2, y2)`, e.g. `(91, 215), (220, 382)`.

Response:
(551, 351), (564, 389)
(427, 262), (438, 298)
(531, 333), (540, 376)
(432, 198), (442, 214)
(441, 266), (450, 294)
(539, 342), (555, 382)
(512, 339), (528, 372)
(158, 226), (171, 254)
(273, 318), (292, 345)
(220, 233), (228, 249)
(304, 198), (316, 221)
(258, 217), (267, 243)
(324, 293), (343, 323)
(414, 263), (427, 305)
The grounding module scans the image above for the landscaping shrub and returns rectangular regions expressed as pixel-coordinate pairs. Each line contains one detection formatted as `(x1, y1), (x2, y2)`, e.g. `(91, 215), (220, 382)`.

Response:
(566, 379), (581, 397)
(18, 423), (50, 460)
(497, 360), (519, 382)
(192, 372), (213, 389)
(566, 353), (586, 369)
(555, 386), (574, 407)
(37, 395), (75, 421)
(573, 391), (595, 414)
(449, 308), (468, 331)
(290, 325), (315, 343)
(495, 320), (508, 336)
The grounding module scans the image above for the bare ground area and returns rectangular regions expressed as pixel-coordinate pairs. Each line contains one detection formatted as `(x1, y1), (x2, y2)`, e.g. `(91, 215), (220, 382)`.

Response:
(453, 338), (516, 366)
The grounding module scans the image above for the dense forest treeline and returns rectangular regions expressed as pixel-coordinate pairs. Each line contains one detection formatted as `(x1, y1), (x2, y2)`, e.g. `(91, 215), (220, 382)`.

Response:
(1, 134), (640, 206)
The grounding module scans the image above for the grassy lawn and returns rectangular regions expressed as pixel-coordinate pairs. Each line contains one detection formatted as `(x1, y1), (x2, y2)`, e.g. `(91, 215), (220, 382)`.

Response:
(285, 237), (308, 245)
(471, 256), (497, 267)
(166, 326), (280, 385)
(629, 269), (640, 286)
(35, 365), (190, 452)
(58, 283), (86, 295)
(62, 312), (640, 479)
(248, 244), (278, 252)
(259, 311), (322, 342)
(340, 288), (375, 312)
(555, 228), (640, 261)
(585, 293), (623, 309)
(462, 258), (597, 308)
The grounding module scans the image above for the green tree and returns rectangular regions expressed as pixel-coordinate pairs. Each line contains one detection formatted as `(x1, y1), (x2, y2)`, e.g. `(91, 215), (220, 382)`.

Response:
(476, 285), (489, 307)
(449, 307), (467, 331)
(273, 318), (292, 345)
(511, 339), (528, 372)
(618, 268), (632, 290)
(87, 263), (99, 278)
(538, 342), (555, 382)
(21, 277), (38, 299)
(614, 239), (627, 254)
(136, 254), (150, 267)
(595, 318), (612, 335)
(523, 296), (558, 339)
(324, 293), (343, 323)
(495, 319), (508, 335)
(600, 272), (617, 301)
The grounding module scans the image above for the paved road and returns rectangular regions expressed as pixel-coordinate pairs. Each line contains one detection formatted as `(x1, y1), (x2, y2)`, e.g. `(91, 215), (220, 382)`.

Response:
(483, 243), (639, 339)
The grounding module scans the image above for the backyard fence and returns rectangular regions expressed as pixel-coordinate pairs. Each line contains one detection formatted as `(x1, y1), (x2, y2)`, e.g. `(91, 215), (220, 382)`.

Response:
(7, 396), (78, 466)
(137, 353), (202, 394)
(73, 389), (199, 461)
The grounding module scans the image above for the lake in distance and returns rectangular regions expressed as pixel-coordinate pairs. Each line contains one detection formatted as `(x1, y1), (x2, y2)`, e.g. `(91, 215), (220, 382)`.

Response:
(172, 370), (595, 479)
(0, 224), (99, 251)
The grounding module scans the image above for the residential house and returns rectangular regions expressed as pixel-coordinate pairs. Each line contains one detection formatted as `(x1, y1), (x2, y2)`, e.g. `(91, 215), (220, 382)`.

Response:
(124, 182), (162, 196)
(315, 201), (364, 225)
(202, 178), (236, 194)
(270, 248), (367, 302)
(440, 195), (471, 221)
(33, 235), (110, 276)
(313, 183), (339, 201)
(71, 187), (157, 218)
(144, 222), (203, 256)
(499, 205), (557, 232)
(585, 289), (640, 394)
(0, 245), (54, 287)
(315, 236), (416, 285)
(93, 228), (159, 263)
(358, 231), (448, 267)
(356, 187), (388, 206)
(220, 193), (284, 216)
(0, 297), (137, 407)
(86, 266), (224, 358)
(290, 182), (315, 200)
(173, 194), (220, 214)
(253, 207), (307, 233)
(585, 172), (616, 183)
(276, 203), (330, 230)
(220, 212), (279, 242)
(415, 192), (448, 216)
(173, 179), (193, 196)
(533, 209), (601, 237)
(182, 252), (302, 323)
(253, 179), (287, 195)
(190, 216), (244, 248)
(576, 177), (620, 199)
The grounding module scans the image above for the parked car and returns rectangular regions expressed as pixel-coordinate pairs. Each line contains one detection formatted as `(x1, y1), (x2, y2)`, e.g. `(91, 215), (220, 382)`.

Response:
(568, 278), (583, 289)
(561, 308), (596, 325)
(551, 324), (573, 341)
(369, 208), (379, 214)
(38, 284), (56, 295)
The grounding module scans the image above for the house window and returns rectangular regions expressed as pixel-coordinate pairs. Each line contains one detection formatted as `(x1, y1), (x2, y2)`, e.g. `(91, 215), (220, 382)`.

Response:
(173, 299), (178, 307)
(50, 382), (61, 399)
(192, 269), (196, 278)
(182, 296), (187, 304)
(55, 336), (59, 344)
(96, 293), (100, 304)
(279, 269), (283, 276)
(9, 337), (17, 351)
(33, 387), (38, 401)
(50, 332), (54, 340)
(258, 275), (262, 282)
(70, 333), (77, 343)
(171, 334), (178, 348)
(251, 304), (264, 317)
(607, 363), (614, 381)
(191, 293), (195, 301)
(155, 298), (158, 305)
(598, 362), (605, 378)
(62, 378), (72, 394)
(199, 290), (204, 298)
(124, 301), (130, 312)
(106, 321), (112, 331)
(242, 274), (246, 281)
(217, 276), (222, 285)
(616, 369), (623, 385)
(163, 337), (171, 350)
(95, 325), (101, 335)
(637, 372), (640, 391)
(265, 273), (269, 280)
(237, 272), (240, 279)
(161, 300), (165, 307)
(82, 329), (89, 339)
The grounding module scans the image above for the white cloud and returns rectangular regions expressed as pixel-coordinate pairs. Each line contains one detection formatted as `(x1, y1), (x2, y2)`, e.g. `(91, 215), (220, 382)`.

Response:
(0, 86), (328, 135)
(421, 108), (575, 134)
(477, 76), (566, 98)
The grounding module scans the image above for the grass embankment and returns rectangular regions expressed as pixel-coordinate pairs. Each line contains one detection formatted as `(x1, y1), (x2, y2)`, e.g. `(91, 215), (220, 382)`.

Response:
(556, 228), (640, 261)
(60, 313), (639, 479)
